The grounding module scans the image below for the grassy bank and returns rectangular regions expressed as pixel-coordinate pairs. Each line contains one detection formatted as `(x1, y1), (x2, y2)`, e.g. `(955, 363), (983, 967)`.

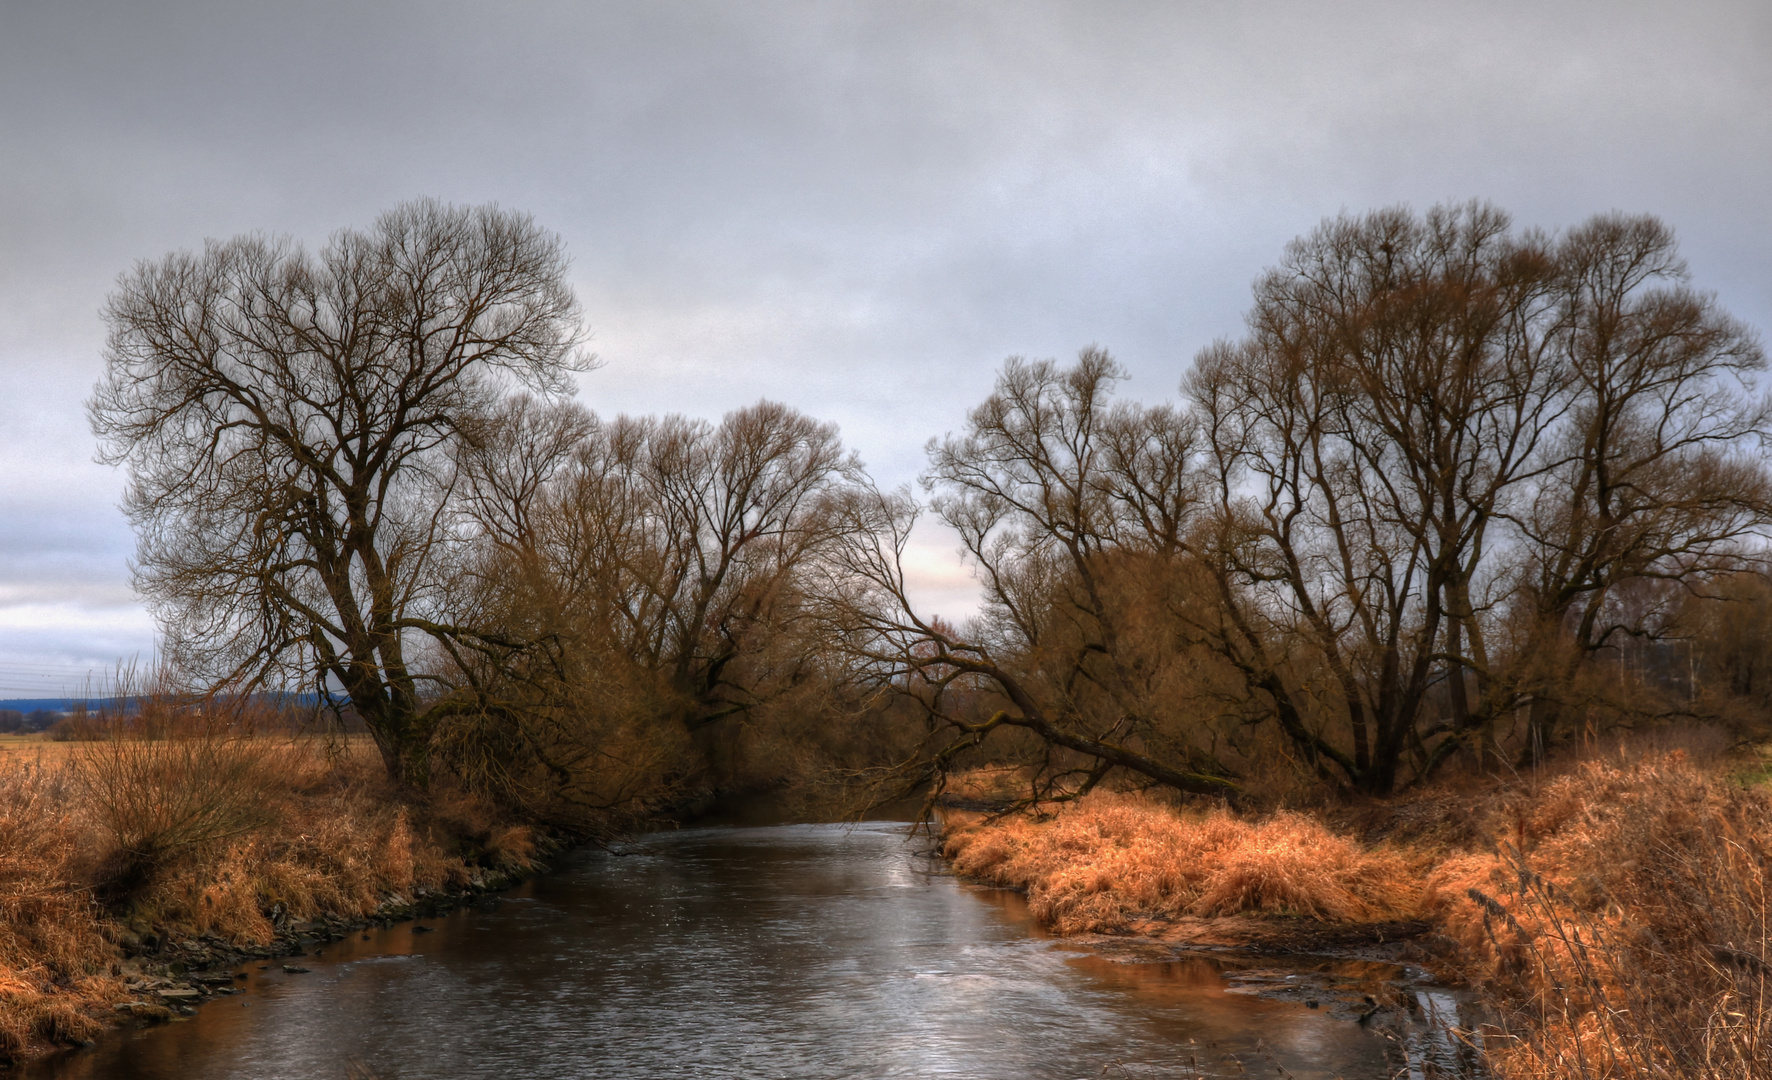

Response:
(942, 750), (1772, 1079)
(0, 726), (542, 1064)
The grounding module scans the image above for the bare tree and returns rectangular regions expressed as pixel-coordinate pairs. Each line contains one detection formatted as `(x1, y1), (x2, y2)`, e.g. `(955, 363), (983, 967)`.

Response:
(615, 401), (862, 727)
(814, 353), (1241, 805)
(91, 200), (590, 789)
(1189, 203), (1568, 792)
(832, 205), (1769, 802)
(1513, 214), (1771, 760)
(447, 397), (866, 817)
(1190, 204), (1769, 791)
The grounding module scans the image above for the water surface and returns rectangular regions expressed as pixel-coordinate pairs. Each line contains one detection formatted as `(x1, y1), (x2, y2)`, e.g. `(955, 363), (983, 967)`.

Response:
(38, 822), (1400, 1079)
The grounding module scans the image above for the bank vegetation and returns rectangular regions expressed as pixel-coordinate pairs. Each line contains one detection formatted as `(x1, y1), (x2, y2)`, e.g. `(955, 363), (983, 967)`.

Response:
(0, 679), (538, 1060)
(944, 743), (1771, 1079)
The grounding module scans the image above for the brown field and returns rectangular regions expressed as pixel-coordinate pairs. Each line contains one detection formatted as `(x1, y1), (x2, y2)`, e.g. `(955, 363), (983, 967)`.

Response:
(0, 731), (382, 761)
(0, 734), (76, 763)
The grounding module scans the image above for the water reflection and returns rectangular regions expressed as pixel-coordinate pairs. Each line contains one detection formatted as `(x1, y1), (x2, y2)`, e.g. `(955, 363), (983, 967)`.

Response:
(34, 823), (1399, 1079)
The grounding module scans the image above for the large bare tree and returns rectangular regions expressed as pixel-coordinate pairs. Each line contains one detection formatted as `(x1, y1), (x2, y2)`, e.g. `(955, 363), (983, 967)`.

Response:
(1190, 205), (1768, 791)
(816, 352), (1242, 804)
(91, 200), (590, 789)
(1191, 205), (1769, 790)
(461, 398), (860, 725)
(1189, 203), (1569, 792)
(1512, 214), (1771, 760)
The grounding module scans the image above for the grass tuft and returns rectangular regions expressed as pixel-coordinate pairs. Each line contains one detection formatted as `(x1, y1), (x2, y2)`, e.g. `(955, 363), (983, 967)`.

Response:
(945, 792), (1423, 932)
(1432, 752), (1771, 1079)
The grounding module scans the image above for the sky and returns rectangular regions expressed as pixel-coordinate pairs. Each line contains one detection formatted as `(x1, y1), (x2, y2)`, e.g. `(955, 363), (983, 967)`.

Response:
(0, 0), (1768, 697)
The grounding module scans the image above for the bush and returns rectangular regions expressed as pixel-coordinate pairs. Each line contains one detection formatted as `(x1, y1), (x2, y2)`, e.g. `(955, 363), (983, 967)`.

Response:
(73, 711), (278, 902)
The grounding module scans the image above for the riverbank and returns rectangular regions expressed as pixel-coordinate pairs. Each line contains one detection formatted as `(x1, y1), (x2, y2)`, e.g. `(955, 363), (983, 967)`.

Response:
(100, 863), (550, 1030)
(939, 748), (1772, 1079)
(42, 821), (1411, 1080)
(0, 730), (549, 1066)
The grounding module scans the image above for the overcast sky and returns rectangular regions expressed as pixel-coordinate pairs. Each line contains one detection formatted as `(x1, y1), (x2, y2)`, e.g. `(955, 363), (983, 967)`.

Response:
(1, 0), (1768, 696)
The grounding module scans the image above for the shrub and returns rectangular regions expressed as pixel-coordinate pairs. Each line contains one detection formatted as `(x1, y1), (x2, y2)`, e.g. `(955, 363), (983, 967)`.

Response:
(73, 711), (279, 902)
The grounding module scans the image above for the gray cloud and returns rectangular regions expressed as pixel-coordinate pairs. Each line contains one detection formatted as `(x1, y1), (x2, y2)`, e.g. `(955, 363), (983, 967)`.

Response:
(1, 0), (1768, 668)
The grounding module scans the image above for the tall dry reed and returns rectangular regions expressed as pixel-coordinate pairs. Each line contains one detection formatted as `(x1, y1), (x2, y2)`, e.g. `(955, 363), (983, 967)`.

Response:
(1430, 753), (1771, 1079)
(0, 759), (113, 1056)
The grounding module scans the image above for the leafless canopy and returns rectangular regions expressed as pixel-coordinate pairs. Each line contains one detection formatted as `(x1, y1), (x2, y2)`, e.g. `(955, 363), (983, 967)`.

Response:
(90, 200), (590, 788)
(84, 198), (1771, 807)
(820, 205), (1771, 800)
(1192, 205), (1768, 791)
(814, 352), (1241, 805)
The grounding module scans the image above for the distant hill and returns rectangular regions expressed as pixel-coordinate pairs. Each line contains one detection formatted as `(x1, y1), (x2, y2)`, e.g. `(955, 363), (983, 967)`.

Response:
(0, 699), (99, 714)
(0, 693), (330, 714)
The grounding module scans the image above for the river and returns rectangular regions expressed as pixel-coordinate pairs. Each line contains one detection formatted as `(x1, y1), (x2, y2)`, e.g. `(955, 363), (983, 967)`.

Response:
(33, 822), (1407, 1079)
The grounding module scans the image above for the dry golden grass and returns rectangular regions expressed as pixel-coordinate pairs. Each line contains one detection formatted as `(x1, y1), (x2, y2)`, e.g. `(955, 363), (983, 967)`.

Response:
(948, 755), (1772, 1079)
(0, 735), (78, 764)
(0, 760), (115, 1058)
(0, 710), (536, 1063)
(1427, 752), (1771, 1079)
(938, 765), (1030, 804)
(944, 790), (1425, 933)
(132, 740), (455, 941)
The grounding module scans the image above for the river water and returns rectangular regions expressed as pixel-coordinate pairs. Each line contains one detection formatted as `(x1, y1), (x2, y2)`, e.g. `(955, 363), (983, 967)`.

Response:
(35, 822), (1404, 1079)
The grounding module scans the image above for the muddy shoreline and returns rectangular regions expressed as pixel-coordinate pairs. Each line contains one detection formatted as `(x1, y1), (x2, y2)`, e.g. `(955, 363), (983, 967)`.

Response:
(1048, 914), (1466, 1030)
